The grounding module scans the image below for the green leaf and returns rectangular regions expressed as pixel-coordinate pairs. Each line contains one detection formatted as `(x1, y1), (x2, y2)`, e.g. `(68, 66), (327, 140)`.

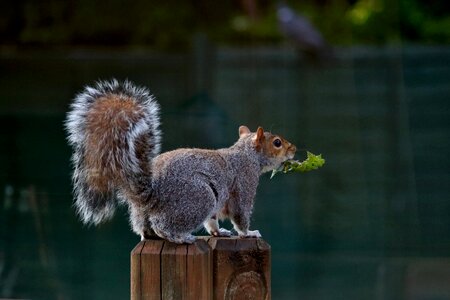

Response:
(270, 151), (325, 178)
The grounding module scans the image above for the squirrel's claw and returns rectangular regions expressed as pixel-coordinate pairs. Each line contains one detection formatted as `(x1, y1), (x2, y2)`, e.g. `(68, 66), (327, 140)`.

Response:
(212, 228), (232, 237)
(239, 229), (262, 238)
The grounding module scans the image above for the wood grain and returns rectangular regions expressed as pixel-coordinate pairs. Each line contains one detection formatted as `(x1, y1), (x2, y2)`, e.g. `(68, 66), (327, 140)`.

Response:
(131, 241), (146, 300)
(131, 237), (271, 300)
(141, 240), (165, 300)
(186, 239), (213, 299)
(208, 237), (271, 300)
(161, 242), (186, 299)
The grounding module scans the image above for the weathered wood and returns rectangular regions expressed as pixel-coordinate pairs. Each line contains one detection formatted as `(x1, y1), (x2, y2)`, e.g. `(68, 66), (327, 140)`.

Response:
(208, 237), (271, 300)
(131, 239), (212, 300)
(161, 242), (187, 299)
(141, 240), (164, 300)
(131, 241), (146, 300)
(131, 237), (270, 300)
(186, 239), (212, 299)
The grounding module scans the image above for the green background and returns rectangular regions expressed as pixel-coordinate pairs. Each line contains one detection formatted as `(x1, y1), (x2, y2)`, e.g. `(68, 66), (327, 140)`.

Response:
(1, 1), (450, 299)
(2, 45), (450, 299)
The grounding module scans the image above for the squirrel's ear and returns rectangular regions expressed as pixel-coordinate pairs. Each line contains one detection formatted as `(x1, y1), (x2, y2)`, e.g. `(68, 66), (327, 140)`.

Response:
(253, 126), (265, 147)
(239, 125), (251, 138)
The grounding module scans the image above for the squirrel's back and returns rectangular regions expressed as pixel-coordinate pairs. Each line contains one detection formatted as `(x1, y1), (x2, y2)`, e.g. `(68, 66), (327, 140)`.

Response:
(65, 80), (161, 224)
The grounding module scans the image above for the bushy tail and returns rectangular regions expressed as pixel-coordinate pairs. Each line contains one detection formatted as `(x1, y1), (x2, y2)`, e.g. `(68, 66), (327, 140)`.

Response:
(65, 79), (161, 225)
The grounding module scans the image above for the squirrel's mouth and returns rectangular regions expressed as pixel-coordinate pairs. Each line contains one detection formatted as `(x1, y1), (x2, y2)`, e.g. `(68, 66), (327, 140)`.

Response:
(283, 156), (295, 163)
(287, 150), (296, 160)
(287, 144), (297, 160)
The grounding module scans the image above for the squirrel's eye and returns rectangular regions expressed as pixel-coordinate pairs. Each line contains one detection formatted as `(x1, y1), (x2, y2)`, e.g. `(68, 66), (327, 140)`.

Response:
(273, 139), (282, 148)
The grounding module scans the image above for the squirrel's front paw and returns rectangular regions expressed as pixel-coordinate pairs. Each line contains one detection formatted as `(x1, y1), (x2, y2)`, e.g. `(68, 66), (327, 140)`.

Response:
(212, 228), (232, 237)
(239, 229), (262, 238)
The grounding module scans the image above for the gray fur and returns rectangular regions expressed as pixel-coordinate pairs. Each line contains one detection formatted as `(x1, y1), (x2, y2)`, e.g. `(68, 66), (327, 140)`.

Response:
(65, 80), (296, 243)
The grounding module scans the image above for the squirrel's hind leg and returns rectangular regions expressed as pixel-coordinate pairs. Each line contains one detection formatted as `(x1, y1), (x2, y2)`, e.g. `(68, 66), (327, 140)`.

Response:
(141, 228), (161, 241)
(152, 226), (196, 244)
(128, 202), (158, 241)
(204, 217), (232, 237)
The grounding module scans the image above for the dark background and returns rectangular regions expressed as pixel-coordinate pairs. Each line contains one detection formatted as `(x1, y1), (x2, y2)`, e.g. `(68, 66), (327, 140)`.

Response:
(1, 1), (450, 299)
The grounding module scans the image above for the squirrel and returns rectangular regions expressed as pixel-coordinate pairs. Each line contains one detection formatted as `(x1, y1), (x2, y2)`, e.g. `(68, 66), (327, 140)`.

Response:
(65, 79), (297, 244)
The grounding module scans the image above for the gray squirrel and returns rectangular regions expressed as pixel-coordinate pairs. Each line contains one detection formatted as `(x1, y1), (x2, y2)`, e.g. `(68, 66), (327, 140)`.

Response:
(65, 79), (297, 244)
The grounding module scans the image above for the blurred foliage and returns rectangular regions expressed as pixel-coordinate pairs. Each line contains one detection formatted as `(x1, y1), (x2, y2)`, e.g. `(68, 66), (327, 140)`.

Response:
(0, 0), (448, 49)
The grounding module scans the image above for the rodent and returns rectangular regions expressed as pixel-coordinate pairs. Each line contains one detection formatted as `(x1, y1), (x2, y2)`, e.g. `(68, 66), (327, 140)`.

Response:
(65, 79), (297, 244)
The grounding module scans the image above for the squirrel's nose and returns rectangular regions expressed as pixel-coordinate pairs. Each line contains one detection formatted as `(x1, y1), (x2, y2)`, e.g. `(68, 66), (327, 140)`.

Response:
(290, 144), (297, 152)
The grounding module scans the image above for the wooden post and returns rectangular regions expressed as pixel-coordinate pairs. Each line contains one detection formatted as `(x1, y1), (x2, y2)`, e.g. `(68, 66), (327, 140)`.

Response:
(206, 237), (271, 300)
(131, 239), (212, 300)
(131, 237), (271, 300)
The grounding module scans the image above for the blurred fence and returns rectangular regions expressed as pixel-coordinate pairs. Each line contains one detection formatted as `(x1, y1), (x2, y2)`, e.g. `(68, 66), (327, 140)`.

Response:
(0, 45), (449, 299)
